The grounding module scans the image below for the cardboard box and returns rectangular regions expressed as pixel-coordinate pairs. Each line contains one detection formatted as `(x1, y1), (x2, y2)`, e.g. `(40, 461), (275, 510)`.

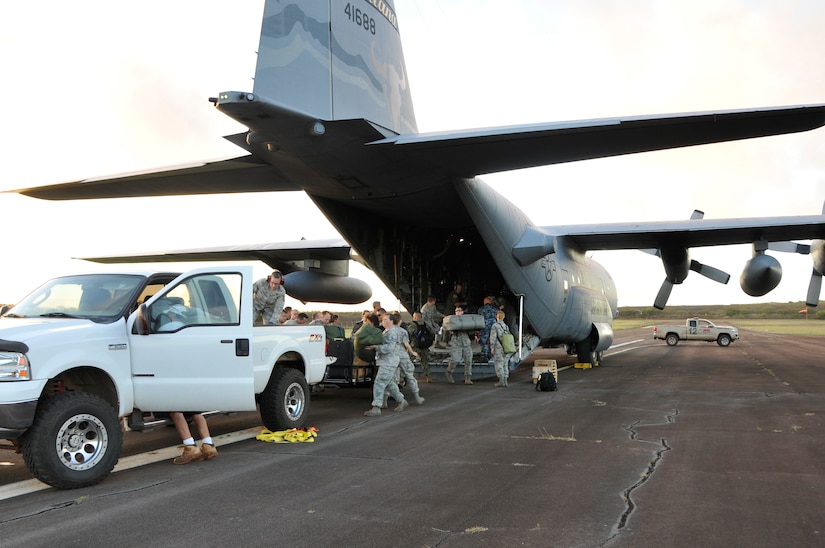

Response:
(532, 359), (557, 384)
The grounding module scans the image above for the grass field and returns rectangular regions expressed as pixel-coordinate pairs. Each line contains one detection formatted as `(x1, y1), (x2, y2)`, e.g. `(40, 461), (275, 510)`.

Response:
(614, 318), (825, 336)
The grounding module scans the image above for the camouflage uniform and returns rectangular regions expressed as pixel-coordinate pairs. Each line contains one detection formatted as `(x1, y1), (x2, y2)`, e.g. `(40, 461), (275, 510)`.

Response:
(479, 302), (498, 358)
(447, 329), (474, 384)
(371, 327), (407, 409)
(490, 319), (510, 386)
(407, 319), (432, 380)
(420, 302), (443, 340)
(443, 289), (466, 345)
(387, 325), (423, 403)
(252, 278), (285, 325)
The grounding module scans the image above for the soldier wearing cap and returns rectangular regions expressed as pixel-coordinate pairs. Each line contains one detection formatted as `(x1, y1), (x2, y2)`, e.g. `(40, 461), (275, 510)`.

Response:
(252, 270), (285, 325)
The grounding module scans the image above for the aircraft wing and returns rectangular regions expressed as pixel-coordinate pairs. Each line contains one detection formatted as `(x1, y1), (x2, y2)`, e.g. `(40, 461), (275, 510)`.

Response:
(79, 238), (353, 274)
(79, 238), (372, 304)
(541, 215), (825, 251)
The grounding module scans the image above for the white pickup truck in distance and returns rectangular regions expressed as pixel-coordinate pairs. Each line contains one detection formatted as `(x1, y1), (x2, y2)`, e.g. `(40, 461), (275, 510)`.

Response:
(653, 317), (739, 347)
(0, 265), (327, 489)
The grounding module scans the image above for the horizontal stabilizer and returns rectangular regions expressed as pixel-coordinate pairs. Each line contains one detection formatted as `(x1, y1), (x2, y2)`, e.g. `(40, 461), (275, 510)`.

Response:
(370, 104), (825, 177)
(12, 156), (301, 201)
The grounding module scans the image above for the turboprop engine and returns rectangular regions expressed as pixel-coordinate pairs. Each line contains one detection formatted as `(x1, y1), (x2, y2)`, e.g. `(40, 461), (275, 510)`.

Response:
(283, 271), (372, 304)
(739, 252), (782, 296)
(739, 240), (821, 301)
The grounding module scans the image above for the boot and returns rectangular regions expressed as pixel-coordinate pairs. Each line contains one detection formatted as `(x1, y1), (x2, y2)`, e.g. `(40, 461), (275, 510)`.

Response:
(200, 443), (218, 460)
(364, 406), (382, 417)
(394, 399), (409, 412)
(173, 444), (203, 465)
(494, 379), (503, 387)
(464, 377), (473, 385)
(414, 393), (425, 405)
(503, 377), (508, 387)
(445, 369), (455, 384)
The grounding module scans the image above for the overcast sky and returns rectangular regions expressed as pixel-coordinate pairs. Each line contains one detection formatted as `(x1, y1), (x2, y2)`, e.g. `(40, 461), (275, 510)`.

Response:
(2, 0), (824, 311)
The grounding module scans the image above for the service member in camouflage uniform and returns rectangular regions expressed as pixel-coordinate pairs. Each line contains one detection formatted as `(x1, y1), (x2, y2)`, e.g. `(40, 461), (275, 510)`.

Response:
(252, 270), (285, 325)
(446, 306), (475, 384)
(420, 296), (443, 342)
(407, 311), (433, 382)
(385, 312), (425, 405)
(490, 309), (511, 387)
(364, 314), (409, 416)
(479, 295), (498, 361)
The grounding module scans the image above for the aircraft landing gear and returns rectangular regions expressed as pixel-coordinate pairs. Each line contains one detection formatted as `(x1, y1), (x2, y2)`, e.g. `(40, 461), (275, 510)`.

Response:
(573, 338), (601, 369)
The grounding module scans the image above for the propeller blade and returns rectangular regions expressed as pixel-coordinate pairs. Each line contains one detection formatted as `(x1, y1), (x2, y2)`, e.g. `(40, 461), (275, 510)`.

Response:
(690, 260), (730, 285)
(654, 279), (673, 310)
(767, 241), (811, 254)
(806, 269), (822, 307)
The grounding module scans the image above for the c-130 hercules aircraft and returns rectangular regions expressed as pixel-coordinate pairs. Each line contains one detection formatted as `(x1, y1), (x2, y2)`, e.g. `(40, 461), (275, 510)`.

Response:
(14, 0), (825, 367)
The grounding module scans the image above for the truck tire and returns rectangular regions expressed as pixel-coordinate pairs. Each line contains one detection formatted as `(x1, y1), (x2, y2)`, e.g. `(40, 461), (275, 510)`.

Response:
(20, 391), (122, 490)
(259, 368), (309, 431)
(665, 334), (679, 346)
(717, 333), (732, 347)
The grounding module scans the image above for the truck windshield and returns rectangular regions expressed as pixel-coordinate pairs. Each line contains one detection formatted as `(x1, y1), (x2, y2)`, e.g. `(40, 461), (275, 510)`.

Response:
(7, 274), (145, 321)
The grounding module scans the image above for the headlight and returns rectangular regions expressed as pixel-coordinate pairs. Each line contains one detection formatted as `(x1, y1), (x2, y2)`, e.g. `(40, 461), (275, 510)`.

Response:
(0, 352), (30, 380)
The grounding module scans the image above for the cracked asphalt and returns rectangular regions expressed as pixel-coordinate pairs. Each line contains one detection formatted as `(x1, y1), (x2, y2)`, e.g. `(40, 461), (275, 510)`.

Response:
(1, 326), (824, 546)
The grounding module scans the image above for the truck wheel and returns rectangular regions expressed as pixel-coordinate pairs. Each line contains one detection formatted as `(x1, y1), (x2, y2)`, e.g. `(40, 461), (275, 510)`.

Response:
(717, 334), (732, 347)
(20, 392), (122, 490)
(665, 334), (679, 346)
(259, 368), (309, 431)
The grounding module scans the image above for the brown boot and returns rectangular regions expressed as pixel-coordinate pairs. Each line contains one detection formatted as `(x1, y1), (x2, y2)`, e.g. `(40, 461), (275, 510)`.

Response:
(173, 444), (203, 465)
(200, 443), (218, 460)
(464, 378), (473, 385)
(445, 369), (455, 384)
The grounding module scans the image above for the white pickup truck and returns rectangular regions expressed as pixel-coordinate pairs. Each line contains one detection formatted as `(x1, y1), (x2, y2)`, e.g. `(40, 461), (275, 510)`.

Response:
(0, 265), (327, 489)
(652, 317), (739, 347)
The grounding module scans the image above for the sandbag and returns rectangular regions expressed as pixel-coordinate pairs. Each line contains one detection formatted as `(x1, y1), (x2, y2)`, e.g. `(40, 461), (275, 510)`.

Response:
(442, 313), (485, 331)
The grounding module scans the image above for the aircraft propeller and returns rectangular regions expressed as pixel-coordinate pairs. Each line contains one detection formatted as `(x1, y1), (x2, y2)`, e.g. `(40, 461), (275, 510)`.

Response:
(649, 210), (731, 310)
(805, 239), (825, 306)
(804, 202), (825, 307)
(652, 254), (731, 310)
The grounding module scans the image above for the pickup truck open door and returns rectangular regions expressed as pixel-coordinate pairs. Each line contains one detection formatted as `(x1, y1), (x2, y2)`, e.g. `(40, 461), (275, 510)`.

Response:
(128, 266), (256, 411)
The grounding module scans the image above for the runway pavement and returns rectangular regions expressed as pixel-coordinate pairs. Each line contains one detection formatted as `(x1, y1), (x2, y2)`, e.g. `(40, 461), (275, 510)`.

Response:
(1, 326), (824, 547)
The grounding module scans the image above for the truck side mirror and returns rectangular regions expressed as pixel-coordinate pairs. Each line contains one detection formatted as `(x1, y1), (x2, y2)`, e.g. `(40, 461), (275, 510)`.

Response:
(136, 303), (151, 335)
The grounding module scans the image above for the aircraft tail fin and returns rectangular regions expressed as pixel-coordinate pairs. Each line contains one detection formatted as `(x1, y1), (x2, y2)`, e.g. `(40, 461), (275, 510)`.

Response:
(253, 0), (416, 134)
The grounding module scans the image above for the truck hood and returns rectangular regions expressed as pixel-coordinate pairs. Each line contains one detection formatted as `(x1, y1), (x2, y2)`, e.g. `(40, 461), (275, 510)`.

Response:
(0, 317), (125, 347)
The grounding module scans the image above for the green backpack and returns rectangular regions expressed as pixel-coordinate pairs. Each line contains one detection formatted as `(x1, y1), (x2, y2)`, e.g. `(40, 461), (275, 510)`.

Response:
(501, 332), (516, 354)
